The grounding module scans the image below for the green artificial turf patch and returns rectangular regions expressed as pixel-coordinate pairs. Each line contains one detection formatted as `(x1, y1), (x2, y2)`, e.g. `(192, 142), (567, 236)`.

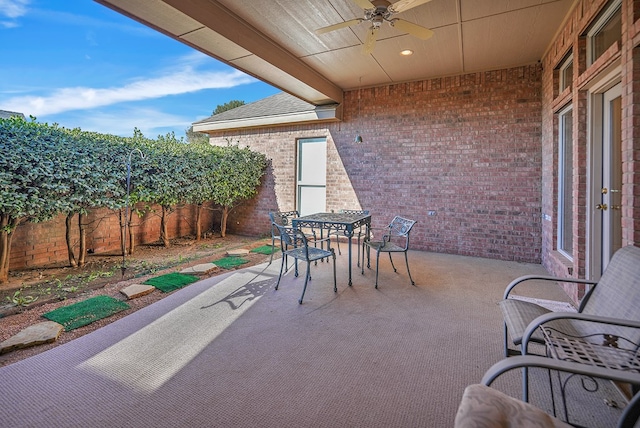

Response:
(143, 272), (199, 293)
(250, 245), (279, 255)
(43, 295), (130, 331)
(213, 256), (249, 269)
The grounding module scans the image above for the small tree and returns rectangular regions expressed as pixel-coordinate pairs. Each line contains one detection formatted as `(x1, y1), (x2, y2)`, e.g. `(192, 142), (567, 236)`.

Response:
(135, 131), (190, 247)
(59, 129), (128, 267)
(211, 144), (267, 237)
(0, 117), (72, 283)
(181, 145), (222, 240)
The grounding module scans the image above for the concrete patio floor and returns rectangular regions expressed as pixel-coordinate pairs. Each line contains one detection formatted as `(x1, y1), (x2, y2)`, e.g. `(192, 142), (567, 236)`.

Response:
(0, 246), (627, 427)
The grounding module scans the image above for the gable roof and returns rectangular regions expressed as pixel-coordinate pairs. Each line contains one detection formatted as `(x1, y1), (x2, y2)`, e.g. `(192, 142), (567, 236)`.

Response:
(0, 110), (25, 120)
(193, 92), (341, 133)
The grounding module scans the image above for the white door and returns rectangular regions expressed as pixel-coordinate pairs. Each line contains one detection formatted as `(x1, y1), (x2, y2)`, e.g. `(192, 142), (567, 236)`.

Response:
(297, 138), (326, 216)
(592, 83), (622, 276)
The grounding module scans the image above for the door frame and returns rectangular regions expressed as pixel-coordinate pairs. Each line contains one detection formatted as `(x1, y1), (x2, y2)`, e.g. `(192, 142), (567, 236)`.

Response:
(587, 67), (621, 279)
(296, 137), (327, 216)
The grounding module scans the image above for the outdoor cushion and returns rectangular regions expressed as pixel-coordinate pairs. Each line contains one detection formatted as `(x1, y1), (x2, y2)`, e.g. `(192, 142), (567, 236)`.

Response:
(455, 384), (572, 428)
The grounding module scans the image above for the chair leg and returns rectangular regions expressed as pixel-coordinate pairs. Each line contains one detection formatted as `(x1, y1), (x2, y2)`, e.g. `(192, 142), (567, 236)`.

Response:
(404, 251), (415, 285)
(503, 323), (510, 358)
(366, 244), (371, 269)
(388, 252), (397, 273)
(269, 237), (275, 265)
(299, 260), (311, 304)
(275, 253), (286, 290)
(331, 249), (337, 293)
(375, 250), (381, 289)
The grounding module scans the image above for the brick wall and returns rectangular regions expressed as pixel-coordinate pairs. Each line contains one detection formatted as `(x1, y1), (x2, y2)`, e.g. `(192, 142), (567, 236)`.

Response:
(211, 64), (544, 263)
(539, 0), (640, 298)
(9, 203), (218, 271)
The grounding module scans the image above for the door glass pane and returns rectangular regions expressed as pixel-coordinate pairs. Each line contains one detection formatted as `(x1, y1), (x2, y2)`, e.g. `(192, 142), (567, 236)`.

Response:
(560, 59), (572, 92)
(298, 186), (326, 216)
(298, 139), (326, 184)
(558, 108), (573, 257)
(608, 95), (622, 257)
(590, 5), (621, 64)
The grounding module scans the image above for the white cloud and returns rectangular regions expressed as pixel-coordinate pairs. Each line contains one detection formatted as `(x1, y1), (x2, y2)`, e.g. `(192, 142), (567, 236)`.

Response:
(0, 0), (28, 27)
(65, 107), (192, 138)
(0, 0), (29, 19)
(3, 67), (256, 117)
(0, 19), (18, 28)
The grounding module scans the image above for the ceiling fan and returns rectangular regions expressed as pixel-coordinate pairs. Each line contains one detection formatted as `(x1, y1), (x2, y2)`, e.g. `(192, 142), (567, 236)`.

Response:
(315, 0), (434, 54)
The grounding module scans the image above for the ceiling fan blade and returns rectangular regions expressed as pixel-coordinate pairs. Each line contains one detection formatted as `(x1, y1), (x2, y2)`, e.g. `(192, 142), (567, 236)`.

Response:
(390, 19), (434, 40)
(363, 26), (379, 54)
(353, 0), (376, 10)
(389, 0), (433, 14)
(316, 18), (363, 35)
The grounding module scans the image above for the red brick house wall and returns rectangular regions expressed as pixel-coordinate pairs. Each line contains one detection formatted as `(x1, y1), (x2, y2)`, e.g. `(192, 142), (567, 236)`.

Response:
(539, 0), (640, 302)
(212, 65), (544, 263)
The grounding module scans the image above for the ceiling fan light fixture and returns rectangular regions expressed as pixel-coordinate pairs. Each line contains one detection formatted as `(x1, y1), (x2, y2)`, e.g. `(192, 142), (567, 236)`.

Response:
(315, 0), (434, 53)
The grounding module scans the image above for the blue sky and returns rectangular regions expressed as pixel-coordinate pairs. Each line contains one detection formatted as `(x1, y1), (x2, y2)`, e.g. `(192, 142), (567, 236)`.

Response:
(0, 0), (280, 138)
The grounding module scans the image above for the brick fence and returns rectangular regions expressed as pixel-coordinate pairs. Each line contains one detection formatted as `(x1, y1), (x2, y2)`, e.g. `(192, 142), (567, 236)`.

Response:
(8, 202), (224, 271)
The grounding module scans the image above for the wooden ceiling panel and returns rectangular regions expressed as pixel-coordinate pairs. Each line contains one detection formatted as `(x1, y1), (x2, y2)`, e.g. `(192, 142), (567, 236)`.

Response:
(373, 25), (463, 82)
(462, 1), (573, 72)
(97, 0), (202, 37)
(303, 46), (391, 89)
(181, 28), (252, 62)
(460, 0), (570, 21)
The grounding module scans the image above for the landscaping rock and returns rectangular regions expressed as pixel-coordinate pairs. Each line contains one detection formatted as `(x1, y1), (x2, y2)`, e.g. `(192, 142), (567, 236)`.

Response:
(180, 263), (218, 275)
(0, 321), (63, 354)
(227, 248), (250, 256)
(120, 284), (156, 300)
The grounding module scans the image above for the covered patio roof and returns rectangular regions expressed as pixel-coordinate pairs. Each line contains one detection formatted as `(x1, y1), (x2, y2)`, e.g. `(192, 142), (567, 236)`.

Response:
(95, 0), (576, 106)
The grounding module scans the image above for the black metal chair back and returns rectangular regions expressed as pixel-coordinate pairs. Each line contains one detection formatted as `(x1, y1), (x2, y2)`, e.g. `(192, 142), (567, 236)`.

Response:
(268, 210), (301, 264)
(362, 215), (417, 288)
(330, 209), (370, 266)
(273, 223), (336, 304)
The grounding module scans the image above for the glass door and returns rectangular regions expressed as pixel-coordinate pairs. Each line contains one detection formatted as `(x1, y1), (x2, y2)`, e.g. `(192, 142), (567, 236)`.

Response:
(592, 83), (622, 276)
(297, 138), (326, 216)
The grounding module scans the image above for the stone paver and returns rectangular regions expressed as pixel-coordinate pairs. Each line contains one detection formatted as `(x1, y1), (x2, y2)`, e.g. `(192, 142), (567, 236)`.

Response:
(227, 248), (250, 256)
(0, 321), (63, 354)
(120, 283), (156, 300)
(180, 263), (218, 275)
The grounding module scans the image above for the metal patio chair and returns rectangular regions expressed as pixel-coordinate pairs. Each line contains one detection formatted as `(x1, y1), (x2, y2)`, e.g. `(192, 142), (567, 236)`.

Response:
(499, 245), (640, 401)
(328, 209), (369, 267)
(273, 223), (336, 304)
(361, 215), (417, 288)
(268, 210), (317, 265)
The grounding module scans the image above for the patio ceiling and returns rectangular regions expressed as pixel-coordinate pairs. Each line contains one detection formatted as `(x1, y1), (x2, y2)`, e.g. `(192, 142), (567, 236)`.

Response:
(95, 0), (576, 106)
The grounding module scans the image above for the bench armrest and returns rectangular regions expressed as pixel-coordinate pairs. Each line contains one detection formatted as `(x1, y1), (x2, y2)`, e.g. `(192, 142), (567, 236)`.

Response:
(503, 274), (597, 299)
(481, 355), (640, 388)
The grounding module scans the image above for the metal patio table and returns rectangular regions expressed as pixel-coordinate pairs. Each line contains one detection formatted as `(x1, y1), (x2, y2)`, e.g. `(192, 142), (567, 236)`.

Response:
(292, 212), (371, 286)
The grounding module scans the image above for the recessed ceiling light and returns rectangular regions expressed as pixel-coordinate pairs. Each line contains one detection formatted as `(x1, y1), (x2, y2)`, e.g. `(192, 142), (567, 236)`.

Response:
(400, 49), (413, 56)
